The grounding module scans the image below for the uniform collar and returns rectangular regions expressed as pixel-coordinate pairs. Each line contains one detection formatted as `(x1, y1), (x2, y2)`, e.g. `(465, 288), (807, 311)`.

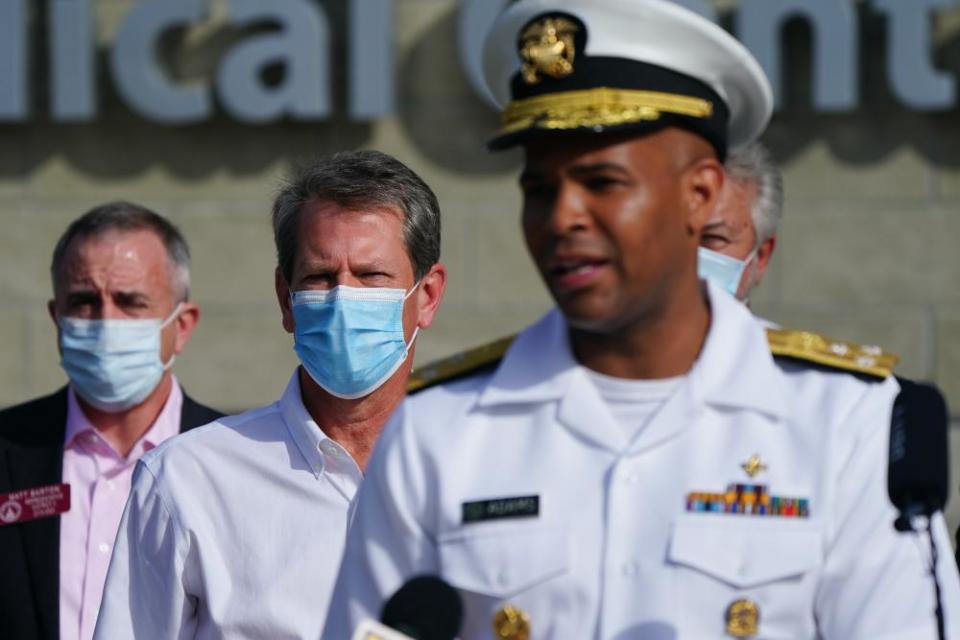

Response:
(477, 281), (787, 420)
(693, 281), (788, 420)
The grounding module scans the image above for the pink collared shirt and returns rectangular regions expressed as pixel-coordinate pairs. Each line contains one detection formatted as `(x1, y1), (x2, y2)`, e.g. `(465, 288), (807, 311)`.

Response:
(59, 378), (183, 640)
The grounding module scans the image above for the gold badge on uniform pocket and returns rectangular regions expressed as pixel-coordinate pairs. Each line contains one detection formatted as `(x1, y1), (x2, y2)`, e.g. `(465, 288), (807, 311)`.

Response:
(725, 599), (759, 638)
(493, 604), (531, 640)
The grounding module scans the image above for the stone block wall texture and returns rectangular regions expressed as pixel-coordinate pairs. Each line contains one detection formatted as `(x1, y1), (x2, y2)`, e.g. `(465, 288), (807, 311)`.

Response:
(3, 0), (960, 531)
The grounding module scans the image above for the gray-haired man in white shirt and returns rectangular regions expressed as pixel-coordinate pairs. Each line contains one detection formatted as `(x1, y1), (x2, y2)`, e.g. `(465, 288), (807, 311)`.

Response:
(95, 151), (447, 639)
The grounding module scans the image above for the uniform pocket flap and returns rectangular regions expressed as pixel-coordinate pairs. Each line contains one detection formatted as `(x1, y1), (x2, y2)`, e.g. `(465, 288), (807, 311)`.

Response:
(669, 517), (821, 588)
(438, 526), (568, 597)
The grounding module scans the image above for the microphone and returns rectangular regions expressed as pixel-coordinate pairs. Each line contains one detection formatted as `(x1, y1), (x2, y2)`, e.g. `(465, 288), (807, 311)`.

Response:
(380, 575), (463, 640)
(888, 378), (949, 531)
(350, 576), (463, 640)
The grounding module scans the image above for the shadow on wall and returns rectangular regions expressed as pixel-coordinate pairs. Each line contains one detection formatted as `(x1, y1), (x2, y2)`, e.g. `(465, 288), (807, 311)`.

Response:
(1, 3), (960, 179)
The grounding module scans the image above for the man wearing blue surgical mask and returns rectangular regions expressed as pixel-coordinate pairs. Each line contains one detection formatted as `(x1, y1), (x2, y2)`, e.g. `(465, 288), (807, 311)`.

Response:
(0, 202), (222, 640)
(698, 142), (783, 302)
(95, 151), (447, 639)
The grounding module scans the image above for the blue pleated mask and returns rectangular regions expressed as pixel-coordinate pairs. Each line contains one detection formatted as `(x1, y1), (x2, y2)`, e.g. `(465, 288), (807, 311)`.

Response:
(291, 284), (419, 399)
(697, 246), (756, 298)
(59, 304), (181, 412)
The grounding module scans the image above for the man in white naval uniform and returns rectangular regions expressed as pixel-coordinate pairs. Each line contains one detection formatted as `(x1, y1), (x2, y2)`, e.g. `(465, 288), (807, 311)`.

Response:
(324, 1), (960, 638)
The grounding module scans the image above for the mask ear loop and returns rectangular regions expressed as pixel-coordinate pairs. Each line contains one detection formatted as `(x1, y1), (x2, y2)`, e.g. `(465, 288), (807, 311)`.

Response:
(740, 245), (761, 303)
(402, 280), (423, 352)
(159, 302), (184, 370)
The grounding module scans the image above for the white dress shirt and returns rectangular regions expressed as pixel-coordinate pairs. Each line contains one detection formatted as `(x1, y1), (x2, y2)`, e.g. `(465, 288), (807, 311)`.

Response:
(323, 283), (960, 639)
(95, 371), (362, 640)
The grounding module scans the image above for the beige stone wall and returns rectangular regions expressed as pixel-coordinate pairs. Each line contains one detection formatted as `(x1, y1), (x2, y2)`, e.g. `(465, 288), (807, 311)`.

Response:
(3, 0), (960, 530)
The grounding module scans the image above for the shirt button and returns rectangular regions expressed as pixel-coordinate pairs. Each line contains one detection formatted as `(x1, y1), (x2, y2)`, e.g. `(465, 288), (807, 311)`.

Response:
(321, 443), (340, 457)
(496, 570), (510, 587)
(621, 562), (639, 577)
(98, 542), (111, 554)
(622, 473), (640, 484)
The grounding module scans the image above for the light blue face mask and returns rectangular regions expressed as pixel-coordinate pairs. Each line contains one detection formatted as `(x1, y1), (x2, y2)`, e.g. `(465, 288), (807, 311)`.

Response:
(59, 304), (181, 413)
(697, 246), (757, 298)
(291, 284), (420, 400)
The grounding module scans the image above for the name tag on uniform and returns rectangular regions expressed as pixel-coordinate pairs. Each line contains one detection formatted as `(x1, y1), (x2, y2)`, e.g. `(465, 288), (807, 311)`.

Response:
(0, 483), (71, 526)
(462, 495), (539, 524)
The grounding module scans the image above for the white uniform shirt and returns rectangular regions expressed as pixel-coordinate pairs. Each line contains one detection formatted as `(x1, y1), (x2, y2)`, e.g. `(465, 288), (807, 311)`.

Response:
(324, 285), (960, 639)
(95, 371), (362, 640)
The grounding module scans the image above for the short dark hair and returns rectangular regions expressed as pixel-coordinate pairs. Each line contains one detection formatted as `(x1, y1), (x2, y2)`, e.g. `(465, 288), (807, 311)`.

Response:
(272, 150), (441, 283)
(50, 201), (191, 301)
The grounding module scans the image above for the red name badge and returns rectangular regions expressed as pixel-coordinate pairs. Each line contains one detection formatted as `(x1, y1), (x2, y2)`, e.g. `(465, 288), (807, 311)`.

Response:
(0, 483), (71, 526)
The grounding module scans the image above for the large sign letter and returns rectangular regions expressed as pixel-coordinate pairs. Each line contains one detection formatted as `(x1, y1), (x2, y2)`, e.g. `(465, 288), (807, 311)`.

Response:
(0, 0), (28, 121)
(50, 0), (96, 121)
(217, 0), (329, 123)
(111, 0), (212, 123)
(350, 0), (393, 119)
(738, 0), (858, 111)
(873, 0), (956, 110)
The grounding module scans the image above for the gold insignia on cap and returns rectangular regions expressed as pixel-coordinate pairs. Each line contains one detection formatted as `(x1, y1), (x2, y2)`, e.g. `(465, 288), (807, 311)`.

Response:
(498, 87), (713, 137)
(741, 454), (767, 479)
(725, 599), (759, 638)
(493, 604), (531, 640)
(519, 16), (579, 84)
(766, 328), (898, 379)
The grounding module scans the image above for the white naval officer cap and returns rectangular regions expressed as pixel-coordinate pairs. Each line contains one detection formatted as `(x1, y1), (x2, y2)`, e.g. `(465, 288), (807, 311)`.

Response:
(482, 0), (773, 159)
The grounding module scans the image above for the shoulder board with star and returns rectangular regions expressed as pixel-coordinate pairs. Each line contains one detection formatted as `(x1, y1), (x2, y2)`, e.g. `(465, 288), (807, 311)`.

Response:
(407, 335), (516, 394)
(765, 328), (898, 379)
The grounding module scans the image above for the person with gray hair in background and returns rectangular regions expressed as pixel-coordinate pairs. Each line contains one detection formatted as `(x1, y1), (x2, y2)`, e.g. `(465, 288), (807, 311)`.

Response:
(94, 151), (447, 640)
(697, 141), (784, 301)
(0, 202), (222, 640)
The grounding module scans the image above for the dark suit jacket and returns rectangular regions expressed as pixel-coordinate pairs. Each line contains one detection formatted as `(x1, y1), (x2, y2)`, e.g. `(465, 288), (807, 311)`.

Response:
(0, 386), (223, 640)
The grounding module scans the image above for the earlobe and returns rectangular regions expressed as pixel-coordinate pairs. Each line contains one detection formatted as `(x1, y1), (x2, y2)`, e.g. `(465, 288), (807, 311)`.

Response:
(173, 304), (200, 354)
(416, 263), (448, 329)
(275, 268), (295, 334)
(685, 160), (724, 234)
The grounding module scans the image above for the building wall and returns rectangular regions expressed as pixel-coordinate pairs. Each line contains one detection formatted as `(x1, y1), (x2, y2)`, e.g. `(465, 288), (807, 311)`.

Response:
(3, 0), (960, 530)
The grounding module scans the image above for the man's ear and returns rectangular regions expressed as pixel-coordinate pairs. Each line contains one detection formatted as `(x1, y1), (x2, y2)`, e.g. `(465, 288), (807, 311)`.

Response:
(414, 263), (448, 330)
(682, 158), (725, 237)
(172, 303), (200, 354)
(276, 268), (295, 334)
(751, 235), (776, 287)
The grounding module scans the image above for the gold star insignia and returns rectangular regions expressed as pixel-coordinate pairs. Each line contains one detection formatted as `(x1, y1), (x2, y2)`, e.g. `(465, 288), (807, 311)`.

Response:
(741, 454), (768, 478)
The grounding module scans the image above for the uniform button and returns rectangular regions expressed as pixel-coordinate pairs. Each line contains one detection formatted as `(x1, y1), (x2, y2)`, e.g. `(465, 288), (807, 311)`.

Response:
(620, 562), (638, 577)
(98, 542), (111, 554)
(622, 473), (640, 484)
(739, 560), (750, 576)
(106, 480), (116, 491)
(496, 570), (510, 587)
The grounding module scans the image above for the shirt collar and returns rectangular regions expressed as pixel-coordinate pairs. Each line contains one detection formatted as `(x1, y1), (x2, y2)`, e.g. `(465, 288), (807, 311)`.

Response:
(64, 376), (184, 458)
(477, 281), (787, 419)
(279, 370), (355, 479)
